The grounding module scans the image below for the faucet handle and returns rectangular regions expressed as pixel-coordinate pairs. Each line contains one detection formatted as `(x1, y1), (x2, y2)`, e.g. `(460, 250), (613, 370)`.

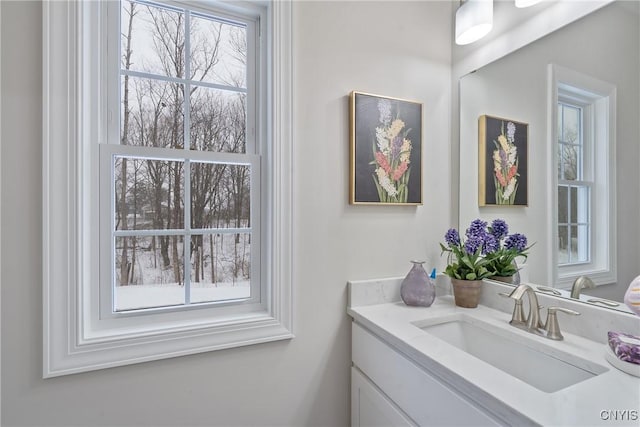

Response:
(548, 307), (580, 316)
(544, 307), (580, 340)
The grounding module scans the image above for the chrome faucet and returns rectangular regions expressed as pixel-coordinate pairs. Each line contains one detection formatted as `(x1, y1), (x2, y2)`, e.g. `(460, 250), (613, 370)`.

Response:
(508, 284), (543, 331)
(570, 276), (595, 298)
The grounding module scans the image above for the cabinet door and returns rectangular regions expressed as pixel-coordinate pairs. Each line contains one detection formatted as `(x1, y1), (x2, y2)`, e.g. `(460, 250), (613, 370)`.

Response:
(352, 367), (415, 427)
(352, 323), (501, 426)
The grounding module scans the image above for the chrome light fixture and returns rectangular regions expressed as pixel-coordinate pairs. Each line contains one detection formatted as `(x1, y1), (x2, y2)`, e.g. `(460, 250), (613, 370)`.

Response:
(515, 0), (541, 8)
(455, 0), (493, 45)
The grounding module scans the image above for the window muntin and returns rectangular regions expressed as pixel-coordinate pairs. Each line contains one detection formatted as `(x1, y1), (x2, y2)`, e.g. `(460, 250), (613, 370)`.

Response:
(557, 101), (591, 266)
(108, 0), (259, 314)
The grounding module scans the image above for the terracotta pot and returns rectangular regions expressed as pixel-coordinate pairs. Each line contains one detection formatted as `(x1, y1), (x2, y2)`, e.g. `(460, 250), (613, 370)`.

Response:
(450, 278), (483, 308)
(490, 275), (514, 284)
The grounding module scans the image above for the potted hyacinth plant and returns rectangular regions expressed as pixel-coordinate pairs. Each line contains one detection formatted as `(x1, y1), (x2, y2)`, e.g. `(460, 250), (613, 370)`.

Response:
(440, 219), (497, 308)
(485, 218), (531, 283)
(440, 219), (531, 307)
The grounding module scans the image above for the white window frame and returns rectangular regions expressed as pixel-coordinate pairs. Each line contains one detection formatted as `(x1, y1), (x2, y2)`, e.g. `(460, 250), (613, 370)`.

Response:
(547, 64), (616, 290)
(43, 0), (293, 378)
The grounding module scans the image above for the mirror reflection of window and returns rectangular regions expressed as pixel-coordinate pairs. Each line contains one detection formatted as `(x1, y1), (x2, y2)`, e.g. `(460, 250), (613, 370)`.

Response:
(551, 66), (616, 289)
(557, 99), (590, 266)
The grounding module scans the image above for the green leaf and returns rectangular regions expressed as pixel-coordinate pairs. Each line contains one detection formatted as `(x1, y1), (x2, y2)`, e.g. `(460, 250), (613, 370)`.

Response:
(510, 181), (519, 204)
(372, 176), (385, 202)
(466, 272), (477, 280)
(461, 257), (474, 270)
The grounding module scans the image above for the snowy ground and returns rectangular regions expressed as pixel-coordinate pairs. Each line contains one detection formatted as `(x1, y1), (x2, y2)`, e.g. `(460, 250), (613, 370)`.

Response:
(115, 281), (250, 311)
(114, 232), (251, 311)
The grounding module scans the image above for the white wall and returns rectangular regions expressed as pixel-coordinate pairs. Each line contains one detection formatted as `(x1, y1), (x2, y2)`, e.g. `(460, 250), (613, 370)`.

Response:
(458, 2), (639, 301)
(0, 1), (453, 425)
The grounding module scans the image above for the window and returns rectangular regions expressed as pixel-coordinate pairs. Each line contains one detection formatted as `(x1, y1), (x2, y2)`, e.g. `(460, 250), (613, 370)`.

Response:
(557, 101), (590, 266)
(549, 64), (616, 289)
(105, 1), (259, 314)
(43, 0), (293, 377)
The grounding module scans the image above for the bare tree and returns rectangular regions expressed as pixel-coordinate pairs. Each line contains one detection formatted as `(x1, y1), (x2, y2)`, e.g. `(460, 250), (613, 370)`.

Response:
(559, 128), (579, 181)
(118, 0), (137, 286)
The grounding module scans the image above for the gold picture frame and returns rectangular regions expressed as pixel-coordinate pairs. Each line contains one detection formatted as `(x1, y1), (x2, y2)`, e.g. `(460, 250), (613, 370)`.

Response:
(349, 91), (423, 205)
(478, 115), (529, 206)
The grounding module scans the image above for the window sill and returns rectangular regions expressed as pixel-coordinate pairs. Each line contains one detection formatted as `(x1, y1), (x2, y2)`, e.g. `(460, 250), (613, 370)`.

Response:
(47, 311), (293, 378)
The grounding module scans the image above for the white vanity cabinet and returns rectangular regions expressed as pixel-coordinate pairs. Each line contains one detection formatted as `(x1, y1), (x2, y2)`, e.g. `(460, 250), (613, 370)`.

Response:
(351, 322), (502, 427)
(351, 367), (415, 427)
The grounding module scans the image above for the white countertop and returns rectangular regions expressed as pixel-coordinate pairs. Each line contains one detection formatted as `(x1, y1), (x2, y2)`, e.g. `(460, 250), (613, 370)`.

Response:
(348, 293), (640, 426)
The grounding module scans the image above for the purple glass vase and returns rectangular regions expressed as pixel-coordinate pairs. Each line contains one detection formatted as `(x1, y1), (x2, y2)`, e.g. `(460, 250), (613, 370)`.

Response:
(400, 261), (436, 307)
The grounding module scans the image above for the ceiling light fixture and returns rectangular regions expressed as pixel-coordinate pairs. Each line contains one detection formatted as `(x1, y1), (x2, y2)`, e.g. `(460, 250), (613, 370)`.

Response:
(455, 0), (494, 46)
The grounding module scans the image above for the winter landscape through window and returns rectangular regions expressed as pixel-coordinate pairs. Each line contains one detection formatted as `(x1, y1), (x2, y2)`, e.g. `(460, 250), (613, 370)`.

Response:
(112, 0), (257, 312)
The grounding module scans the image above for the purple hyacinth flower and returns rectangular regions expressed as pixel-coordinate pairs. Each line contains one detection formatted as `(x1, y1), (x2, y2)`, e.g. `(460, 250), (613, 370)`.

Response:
(466, 219), (488, 238)
(445, 228), (460, 247)
(465, 235), (483, 255)
(505, 233), (527, 252)
(482, 233), (499, 255)
(490, 219), (509, 240)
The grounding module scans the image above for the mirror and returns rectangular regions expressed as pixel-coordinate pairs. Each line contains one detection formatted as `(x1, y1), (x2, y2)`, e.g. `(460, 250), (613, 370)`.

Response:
(458, 1), (639, 312)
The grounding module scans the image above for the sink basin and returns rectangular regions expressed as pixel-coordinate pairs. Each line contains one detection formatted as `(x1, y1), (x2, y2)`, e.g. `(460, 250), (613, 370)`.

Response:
(417, 315), (608, 393)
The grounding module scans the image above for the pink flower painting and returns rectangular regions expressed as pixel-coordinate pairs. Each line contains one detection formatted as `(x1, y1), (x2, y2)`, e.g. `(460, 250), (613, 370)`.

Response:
(370, 98), (413, 203)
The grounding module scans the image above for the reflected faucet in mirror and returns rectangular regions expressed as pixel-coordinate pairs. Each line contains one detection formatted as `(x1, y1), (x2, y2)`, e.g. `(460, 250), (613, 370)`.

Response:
(570, 276), (596, 299)
(569, 277), (622, 309)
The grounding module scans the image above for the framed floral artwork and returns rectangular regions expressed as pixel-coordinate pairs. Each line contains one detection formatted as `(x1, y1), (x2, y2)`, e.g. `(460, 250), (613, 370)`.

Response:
(349, 91), (423, 205)
(478, 115), (528, 206)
